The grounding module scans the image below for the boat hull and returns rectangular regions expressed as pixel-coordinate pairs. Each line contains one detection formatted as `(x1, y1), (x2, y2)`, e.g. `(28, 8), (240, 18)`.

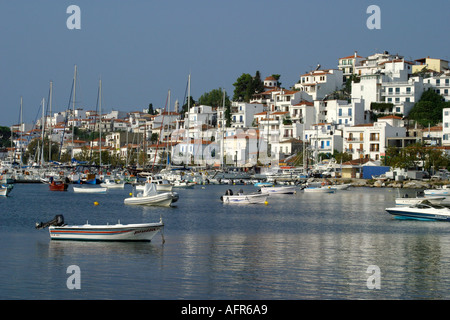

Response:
(124, 192), (174, 206)
(221, 193), (268, 204)
(49, 182), (69, 191)
(73, 187), (107, 194)
(385, 206), (450, 221)
(395, 196), (445, 206)
(303, 187), (335, 193)
(423, 189), (450, 196)
(49, 222), (164, 241)
(260, 186), (296, 194)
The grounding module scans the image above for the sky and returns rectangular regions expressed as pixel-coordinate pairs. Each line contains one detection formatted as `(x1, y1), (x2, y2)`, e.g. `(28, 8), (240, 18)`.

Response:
(0, 0), (449, 127)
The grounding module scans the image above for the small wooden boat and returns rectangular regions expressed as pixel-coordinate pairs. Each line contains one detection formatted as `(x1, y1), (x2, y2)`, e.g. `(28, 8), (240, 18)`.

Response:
(329, 183), (351, 190)
(36, 215), (164, 242)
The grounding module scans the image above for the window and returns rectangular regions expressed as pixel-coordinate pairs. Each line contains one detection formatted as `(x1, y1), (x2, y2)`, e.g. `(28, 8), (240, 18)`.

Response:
(395, 88), (400, 94)
(406, 98), (410, 102)
(445, 123), (449, 128)
(348, 108), (352, 116)
(406, 87), (411, 94)
(338, 109), (342, 116)
(388, 88), (393, 94)
(396, 107), (401, 113)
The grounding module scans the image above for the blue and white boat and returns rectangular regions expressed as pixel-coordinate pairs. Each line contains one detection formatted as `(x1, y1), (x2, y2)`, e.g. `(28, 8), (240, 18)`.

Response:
(424, 185), (450, 196)
(36, 215), (164, 241)
(385, 202), (450, 221)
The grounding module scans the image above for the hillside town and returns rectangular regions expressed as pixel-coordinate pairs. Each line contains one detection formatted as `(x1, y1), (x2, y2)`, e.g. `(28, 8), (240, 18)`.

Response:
(2, 51), (450, 180)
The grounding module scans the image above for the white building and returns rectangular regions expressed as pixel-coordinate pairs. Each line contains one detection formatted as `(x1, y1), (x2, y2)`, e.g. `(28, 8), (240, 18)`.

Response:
(443, 108), (450, 146)
(294, 69), (343, 101)
(338, 52), (365, 81)
(228, 102), (264, 128)
(343, 120), (406, 161)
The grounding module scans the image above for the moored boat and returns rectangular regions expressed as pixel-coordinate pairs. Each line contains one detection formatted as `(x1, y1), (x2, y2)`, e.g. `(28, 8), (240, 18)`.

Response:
(124, 183), (175, 207)
(423, 185), (450, 196)
(100, 179), (125, 189)
(395, 195), (445, 206)
(36, 215), (164, 241)
(49, 180), (69, 191)
(73, 186), (107, 193)
(303, 186), (335, 193)
(385, 201), (450, 221)
(220, 189), (268, 204)
(0, 184), (13, 196)
(259, 185), (296, 194)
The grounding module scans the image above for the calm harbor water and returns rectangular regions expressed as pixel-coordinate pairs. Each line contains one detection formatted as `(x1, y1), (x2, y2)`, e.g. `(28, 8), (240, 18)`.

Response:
(1, 183), (450, 300)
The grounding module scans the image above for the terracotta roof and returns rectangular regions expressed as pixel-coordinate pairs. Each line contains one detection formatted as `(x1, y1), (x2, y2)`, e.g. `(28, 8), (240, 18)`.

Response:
(340, 55), (364, 60)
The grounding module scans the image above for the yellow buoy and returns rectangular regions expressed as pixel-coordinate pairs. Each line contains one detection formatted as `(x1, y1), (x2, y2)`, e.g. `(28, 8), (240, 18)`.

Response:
(264, 201), (268, 205)
(129, 193), (132, 196)
(94, 201), (99, 206)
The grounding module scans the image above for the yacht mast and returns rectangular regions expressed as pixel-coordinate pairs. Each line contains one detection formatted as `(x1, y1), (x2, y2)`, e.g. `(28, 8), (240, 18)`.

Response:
(71, 65), (77, 160)
(48, 81), (53, 162)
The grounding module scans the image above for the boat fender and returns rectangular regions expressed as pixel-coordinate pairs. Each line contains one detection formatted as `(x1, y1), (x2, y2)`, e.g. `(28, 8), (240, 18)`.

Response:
(220, 196), (223, 201)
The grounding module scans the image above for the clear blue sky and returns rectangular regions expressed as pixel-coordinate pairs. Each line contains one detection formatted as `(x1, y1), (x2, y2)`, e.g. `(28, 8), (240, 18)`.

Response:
(0, 0), (449, 126)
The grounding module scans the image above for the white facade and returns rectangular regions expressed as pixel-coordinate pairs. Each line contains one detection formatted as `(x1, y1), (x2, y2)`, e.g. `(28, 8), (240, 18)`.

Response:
(294, 69), (343, 100)
(443, 108), (450, 146)
(229, 102), (264, 128)
(343, 121), (406, 161)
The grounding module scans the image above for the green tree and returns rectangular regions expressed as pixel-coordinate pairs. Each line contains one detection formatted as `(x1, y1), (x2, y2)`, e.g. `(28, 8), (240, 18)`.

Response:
(0, 126), (11, 148)
(408, 89), (450, 127)
(232, 71), (265, 102)
(198, 88), (230, 108)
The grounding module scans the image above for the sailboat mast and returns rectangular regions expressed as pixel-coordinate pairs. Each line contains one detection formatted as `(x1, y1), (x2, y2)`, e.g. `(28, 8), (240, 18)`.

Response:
(71, 65), (77, 160)
(48, 81), (53, 162)
(221, 89), (225, 170)
(40, 97), (45, 165)
(99, 78), (102, 167)
(20, 96), (23, 165)
(186, 74), (190, 166)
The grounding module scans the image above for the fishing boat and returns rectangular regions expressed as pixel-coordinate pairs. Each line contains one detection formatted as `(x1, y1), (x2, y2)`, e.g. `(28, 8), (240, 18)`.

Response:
(35, 215), (164, 242)
(100, 179), (125, 189)
(124, 183), (175, 207)
(259, 185), (297, 194)
(49, 180), (69, 191)
(0, 184), (13, 196)
(220, 189), (268, 204)
(385, 201), (450, 221)
(73, 186), (107, 194)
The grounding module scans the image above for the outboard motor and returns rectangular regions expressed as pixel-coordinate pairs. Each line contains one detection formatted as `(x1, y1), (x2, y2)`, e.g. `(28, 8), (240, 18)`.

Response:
(225, 189), (233, 196)
(35, 215), (65, 229)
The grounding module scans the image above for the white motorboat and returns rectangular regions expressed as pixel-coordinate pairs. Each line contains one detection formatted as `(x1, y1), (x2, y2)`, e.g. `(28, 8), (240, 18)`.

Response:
(100, 179), (125, 189)
(73, 186), (108, 194)
(0, 184), (13, 196)
(124, 183), (175, 207)
(303, 186), (335, 193)
(36, 215), (164, 242)
(424, 185), (450, 196)
(220, 189), (268, 204)
(330, 183), (351, 190)
(259, 185), (296, 194)
(172, 180), (195, 188)
(136, 175), (173, 192)
(385, 202), (450, 221)
(395, 195), (446, 206)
